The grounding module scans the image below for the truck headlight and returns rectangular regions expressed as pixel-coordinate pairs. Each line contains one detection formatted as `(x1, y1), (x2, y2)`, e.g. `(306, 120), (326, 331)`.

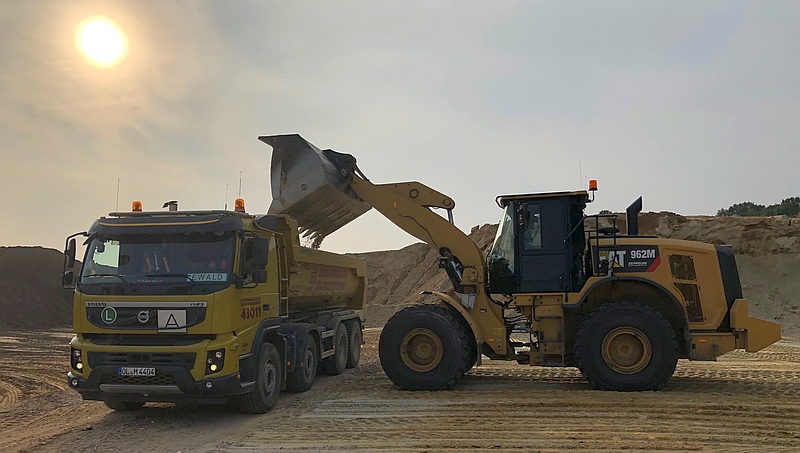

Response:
(71, 348), (83, 372)
(206, 348), (225, 375)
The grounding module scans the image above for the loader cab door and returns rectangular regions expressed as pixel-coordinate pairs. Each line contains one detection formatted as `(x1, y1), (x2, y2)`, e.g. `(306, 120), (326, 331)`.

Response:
(516, 200), (570, 293)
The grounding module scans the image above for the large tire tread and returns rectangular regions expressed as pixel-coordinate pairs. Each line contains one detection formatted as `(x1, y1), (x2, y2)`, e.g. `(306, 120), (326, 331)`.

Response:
(574, 302), (678, 392)
(379, 305), (470, 391)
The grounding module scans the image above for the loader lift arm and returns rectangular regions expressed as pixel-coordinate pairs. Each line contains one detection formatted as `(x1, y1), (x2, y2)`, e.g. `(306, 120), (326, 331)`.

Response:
(259, 134), (508, 361)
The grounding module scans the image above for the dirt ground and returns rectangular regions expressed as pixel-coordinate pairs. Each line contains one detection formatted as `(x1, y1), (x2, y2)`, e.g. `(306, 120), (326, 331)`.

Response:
(2, 329), (800, 453)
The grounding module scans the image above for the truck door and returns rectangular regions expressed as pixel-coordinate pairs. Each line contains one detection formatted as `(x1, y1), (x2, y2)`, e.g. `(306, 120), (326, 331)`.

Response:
(516, 200), (570, 293)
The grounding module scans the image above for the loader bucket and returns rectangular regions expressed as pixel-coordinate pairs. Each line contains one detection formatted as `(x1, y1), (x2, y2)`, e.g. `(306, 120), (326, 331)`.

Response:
(259, 134), (371, 243)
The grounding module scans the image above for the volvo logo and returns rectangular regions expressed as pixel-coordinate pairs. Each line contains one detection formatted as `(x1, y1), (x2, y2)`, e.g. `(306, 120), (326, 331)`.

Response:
(137, 310), (150, 324)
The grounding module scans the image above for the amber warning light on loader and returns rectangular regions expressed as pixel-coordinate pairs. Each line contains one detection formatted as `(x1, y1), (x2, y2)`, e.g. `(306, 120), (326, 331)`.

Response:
(589, 180), (598, 191)
(132, 201), (143, 212)
(234, 198), (245, 213)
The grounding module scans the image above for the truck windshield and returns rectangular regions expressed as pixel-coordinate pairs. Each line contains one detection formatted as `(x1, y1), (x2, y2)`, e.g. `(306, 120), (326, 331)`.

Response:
(80, 232), (236, 287)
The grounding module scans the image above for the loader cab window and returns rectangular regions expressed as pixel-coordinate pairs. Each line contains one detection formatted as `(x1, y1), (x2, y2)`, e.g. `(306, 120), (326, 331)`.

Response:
(522, 204), (542, 251)
(488, 205), (517, 294)
(517, 200), (568, 293)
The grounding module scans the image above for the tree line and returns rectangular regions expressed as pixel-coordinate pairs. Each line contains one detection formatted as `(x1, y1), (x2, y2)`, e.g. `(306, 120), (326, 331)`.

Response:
(717, 197), (800, 217)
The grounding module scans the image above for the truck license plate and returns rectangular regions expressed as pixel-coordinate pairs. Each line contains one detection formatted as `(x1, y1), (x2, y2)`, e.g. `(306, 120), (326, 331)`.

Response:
(118, 367), (156, 377)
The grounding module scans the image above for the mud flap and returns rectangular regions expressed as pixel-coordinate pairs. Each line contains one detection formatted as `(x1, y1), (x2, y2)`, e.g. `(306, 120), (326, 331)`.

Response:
(259, 134), (371, 243)
(730, 299), (782, 352)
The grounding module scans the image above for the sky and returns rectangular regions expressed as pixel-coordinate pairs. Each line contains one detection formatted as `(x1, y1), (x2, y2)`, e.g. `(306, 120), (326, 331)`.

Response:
(1, 0), (798, 254)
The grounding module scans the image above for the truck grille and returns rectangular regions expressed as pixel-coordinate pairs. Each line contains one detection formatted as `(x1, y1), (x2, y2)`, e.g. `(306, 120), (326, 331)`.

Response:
(85, 333), (214, 346)
(87, 352), (196, 370)
(107, 375), (177, 386)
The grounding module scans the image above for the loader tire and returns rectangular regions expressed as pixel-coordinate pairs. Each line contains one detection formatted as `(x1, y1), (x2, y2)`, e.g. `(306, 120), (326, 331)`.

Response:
(286, 334), (317, 392)
(379, 305), (469, 390)
(236, 342), (281, 413)
(574, 302), (678, 391)
(320, 323), (348, 375)
(345, 319), (362, 369)
(104, 400), (145, 411)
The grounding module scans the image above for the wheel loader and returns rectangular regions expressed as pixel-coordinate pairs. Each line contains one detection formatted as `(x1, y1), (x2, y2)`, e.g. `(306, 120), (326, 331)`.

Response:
(261, 134), (781, 392)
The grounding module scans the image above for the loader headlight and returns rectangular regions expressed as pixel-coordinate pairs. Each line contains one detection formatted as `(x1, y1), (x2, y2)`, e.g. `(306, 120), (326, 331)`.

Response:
(206, 348), (225, 375)
(71, 348), (83, 372)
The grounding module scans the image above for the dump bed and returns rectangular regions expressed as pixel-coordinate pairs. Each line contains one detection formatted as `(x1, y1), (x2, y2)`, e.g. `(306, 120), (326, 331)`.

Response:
(287, 245), (366, 314)
(261, 214), (367, 315)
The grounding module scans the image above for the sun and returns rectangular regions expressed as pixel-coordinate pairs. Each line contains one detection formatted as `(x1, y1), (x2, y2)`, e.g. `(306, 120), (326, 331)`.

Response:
(77, 18), (127, 67)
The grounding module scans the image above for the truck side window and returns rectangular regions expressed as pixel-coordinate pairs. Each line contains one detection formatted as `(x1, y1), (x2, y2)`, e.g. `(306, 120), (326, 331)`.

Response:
(523, 204), (542, 251)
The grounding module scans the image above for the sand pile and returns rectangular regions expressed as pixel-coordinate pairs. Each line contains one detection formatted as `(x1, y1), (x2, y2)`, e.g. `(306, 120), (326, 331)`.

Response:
(0, 213), (797, 338)
(0, 247), (75, 331)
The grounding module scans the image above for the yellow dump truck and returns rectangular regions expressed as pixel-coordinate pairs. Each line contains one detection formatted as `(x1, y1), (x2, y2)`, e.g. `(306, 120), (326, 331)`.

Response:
(261, 134), (782, 392)
(63, 203), (366, 412)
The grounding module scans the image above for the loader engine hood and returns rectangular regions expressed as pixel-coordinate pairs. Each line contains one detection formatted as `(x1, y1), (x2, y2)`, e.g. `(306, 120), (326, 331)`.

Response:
(259, 134), (372, 243)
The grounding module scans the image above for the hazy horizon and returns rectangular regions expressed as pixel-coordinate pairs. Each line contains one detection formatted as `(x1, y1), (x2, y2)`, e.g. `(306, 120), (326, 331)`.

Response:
(2, 1), (798, 254)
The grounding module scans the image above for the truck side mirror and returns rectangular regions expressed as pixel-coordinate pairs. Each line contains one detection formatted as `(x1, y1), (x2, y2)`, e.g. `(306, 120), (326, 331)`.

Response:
(65, 238), (76, 269)
(252, 237), (269, 267)
(237, 236), (270, 288)
(251, 268), (267, 284)
(62, 270), (74, 288)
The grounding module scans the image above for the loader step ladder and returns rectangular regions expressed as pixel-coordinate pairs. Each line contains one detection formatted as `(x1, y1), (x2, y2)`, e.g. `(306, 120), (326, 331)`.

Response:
(534, 299), (567, 367)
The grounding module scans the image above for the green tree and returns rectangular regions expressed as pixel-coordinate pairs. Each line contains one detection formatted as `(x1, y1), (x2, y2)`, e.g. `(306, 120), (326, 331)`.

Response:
(717, 197), (800, 217)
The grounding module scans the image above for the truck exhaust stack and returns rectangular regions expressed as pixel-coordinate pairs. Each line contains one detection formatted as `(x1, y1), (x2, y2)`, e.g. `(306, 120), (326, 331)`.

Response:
(259, 134), (371, 245)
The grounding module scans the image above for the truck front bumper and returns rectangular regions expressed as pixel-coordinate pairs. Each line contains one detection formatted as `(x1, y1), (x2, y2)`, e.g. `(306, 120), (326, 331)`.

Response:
(67, 367), (254, 404)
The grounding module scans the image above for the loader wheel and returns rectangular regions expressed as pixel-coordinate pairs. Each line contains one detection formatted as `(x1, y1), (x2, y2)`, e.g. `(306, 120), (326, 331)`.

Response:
(320, 323), (348, 375)
(286, 334), (317, 392)
(574, 302), (678, 391)
(379, 305), (469, 390)
(104, 400), (145, 411)
(345, 319), (362, 369)
(236, 342), (281, 413)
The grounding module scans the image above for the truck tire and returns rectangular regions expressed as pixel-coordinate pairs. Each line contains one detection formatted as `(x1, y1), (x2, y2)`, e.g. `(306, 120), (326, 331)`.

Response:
(104, 400), (145, 411)
(236, 342), (282, 413)
(345, 319), (361, 369)
(379, 305), (469, 390)
(286, 334), (318, 392)
(574, 302), (679, 391)
(320, 323), (348, 375)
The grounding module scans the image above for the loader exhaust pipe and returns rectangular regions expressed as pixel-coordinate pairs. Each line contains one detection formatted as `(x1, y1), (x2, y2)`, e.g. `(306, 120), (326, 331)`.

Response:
(626, 196), (642, 236)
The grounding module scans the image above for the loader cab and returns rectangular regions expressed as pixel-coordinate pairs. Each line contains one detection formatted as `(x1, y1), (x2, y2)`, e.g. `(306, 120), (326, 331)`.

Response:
(488, 191), (589, 295)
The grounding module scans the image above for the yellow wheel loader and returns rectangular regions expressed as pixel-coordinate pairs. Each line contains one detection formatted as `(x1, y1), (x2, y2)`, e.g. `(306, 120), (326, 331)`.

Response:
(261, 134), (781, 392)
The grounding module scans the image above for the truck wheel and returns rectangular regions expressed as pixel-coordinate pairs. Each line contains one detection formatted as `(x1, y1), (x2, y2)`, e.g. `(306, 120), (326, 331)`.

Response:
(286, 334), (317, 392)
(345, 319), (361, 369)
(574, 302), (678, 391)
(104, 400), (145, 411)
(379, 305), (469, 390)
(236, 342), (282, 413)
(320, 324), (348, 375)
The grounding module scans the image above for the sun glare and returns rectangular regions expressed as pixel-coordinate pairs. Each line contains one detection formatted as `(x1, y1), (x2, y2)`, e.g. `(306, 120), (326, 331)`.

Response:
(77, 18), (127, 67)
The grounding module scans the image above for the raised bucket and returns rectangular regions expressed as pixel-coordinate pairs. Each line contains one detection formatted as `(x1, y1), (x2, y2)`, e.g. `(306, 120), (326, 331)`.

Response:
(259, 134), (371, 245)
